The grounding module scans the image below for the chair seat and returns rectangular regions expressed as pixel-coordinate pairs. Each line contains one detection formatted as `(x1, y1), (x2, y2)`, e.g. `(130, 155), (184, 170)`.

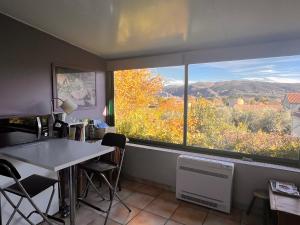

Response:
(4, 174), (58, 198)
(80, 161), (117, 173)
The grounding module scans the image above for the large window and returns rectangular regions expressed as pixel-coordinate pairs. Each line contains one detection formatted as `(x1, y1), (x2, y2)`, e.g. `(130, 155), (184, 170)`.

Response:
(114, 55), (300, 163)
(187, 56), (300, 160)
(114, 67), (184, 144)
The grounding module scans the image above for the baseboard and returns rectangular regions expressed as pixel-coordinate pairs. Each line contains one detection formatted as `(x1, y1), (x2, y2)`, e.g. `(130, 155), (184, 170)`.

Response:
(121, 173), (175, 192)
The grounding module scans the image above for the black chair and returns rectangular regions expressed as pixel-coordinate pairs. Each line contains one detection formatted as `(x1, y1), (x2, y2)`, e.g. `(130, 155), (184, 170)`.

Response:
(0, 159), (65, 225)
(78, 133), (131, 225)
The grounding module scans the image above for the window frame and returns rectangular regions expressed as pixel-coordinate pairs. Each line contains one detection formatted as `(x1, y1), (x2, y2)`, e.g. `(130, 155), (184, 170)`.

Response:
(112, 63), (300, 169)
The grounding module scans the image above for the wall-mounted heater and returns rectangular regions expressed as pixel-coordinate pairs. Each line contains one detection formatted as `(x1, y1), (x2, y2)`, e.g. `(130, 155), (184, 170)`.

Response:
(176, 155), (234, 213)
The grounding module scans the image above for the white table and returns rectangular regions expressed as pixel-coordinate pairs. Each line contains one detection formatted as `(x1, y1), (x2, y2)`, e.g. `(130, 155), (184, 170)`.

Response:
(0, 138), (114, 225)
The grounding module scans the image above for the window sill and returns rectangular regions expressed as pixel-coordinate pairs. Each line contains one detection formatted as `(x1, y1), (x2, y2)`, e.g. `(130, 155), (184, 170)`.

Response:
(127, 143), (300, 173)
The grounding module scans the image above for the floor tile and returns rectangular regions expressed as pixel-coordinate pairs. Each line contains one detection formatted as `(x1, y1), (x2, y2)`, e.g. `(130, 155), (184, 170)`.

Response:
(124, 192), (155, 209)
(204, 214), (240, 225)
(50, 205), (100, 225)
(117, 187), (135, 200)
(179, 200), (210, 213)
(84, 196), (119, 213)
(86, 214), (121, 225)
(73, 205), (95, 224)
(144, 198), (179, 218)
(127, 211), (167, 225)
(108, 202), (140, 224)
(165, 220), (184, 225)
(85, 182), (134, 202)
(241, 212), (263, 225)
(209, 208), (242, 223)
(85, 187), (107, 201)
(171, 205), (207, 225)
(136, 184), (163, 197)
(122, 180), (143, 191)
(158, 191), (179, 203)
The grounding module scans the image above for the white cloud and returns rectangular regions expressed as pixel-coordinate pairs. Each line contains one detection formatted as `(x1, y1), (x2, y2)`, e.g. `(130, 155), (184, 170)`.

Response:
(163, 79), (199, 86)
(266, 77), (300, 83)
(243, 76), (300, 83)
(259, 69), (277, 74)
(243, 77), (266, 81)
(275, 73), (300, 77)
(163, 79), (184, 86)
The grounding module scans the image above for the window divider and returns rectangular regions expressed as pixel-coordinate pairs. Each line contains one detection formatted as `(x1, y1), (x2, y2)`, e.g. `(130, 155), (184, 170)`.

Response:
(183, 64), (189, 146)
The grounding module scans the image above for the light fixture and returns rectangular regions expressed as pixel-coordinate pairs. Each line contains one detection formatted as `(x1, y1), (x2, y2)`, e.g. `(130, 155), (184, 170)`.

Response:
(51, 98), (78, 121)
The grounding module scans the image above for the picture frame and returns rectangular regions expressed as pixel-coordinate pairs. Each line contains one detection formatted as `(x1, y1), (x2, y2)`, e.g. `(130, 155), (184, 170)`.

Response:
(52, 64), (97, 111)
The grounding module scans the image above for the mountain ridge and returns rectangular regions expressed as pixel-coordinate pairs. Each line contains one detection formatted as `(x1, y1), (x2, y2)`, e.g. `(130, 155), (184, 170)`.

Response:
(163, 80), (300, 98)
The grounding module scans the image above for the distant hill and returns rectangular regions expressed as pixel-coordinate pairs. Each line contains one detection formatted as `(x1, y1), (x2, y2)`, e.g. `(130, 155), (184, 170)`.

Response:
(163, 80), (300, 99)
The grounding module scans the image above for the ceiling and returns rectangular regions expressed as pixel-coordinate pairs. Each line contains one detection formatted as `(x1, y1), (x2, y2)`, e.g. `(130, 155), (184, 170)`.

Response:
(1, 0), (300, 59)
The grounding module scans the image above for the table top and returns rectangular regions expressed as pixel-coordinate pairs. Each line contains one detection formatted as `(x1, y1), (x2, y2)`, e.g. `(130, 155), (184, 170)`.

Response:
(269, 186), (300, 216)
(0, 138), (114, 171)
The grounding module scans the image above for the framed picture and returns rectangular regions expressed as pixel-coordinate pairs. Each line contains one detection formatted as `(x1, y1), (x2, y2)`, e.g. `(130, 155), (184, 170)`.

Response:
(52, 64), (97, 110)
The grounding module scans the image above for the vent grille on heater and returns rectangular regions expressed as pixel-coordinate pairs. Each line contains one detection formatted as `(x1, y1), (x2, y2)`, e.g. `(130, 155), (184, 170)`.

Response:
(181, 194), (218, 208)
(179, 166), (228, 179)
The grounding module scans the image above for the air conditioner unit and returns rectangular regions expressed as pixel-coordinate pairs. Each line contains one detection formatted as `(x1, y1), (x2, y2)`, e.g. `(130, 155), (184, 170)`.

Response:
(176, 155), (234, 213)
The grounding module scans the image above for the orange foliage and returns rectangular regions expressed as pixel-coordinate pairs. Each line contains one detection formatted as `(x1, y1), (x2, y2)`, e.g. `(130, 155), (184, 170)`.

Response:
(115, 69), (163, 116)
(114, 69), (183, 144)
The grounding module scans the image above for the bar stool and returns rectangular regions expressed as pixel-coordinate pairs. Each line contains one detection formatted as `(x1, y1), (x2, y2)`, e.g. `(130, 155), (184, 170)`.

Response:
(247, 190), (269, 225)
(78, 133), (131, 225)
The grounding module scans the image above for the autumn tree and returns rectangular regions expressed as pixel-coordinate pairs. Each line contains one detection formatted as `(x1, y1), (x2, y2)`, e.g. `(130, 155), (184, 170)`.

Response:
(114, 69), (183, 144)
(114, 69), (163, 115)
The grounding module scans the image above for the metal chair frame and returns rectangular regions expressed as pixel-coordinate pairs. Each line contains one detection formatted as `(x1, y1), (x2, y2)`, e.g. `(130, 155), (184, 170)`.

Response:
(0, 161), (65, 225)
(78, 133), (131, 225)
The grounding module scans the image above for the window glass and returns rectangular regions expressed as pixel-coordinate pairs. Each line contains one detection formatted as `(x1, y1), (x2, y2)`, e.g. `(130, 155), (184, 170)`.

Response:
(187, 55), (300, 160)
(114, 66), (184, 144)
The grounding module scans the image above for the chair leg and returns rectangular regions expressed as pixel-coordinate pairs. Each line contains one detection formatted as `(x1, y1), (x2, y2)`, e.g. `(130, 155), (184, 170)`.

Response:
(104, 151), (130, 225)
(82, 170), (105, 200)
(45, 185), (65, 224)
(247, 196), (256, 215)
(6, 197), (23, 225)
(264, 200), (270, 225)
(45, 186), (56, 214)
(0, 190), (35, 225)
(118, 178), (122, 192)
(100, 173), (131, 213)
(25, 186), (62, 225)
(77, 199), (107, 213)
(108, 170), (113, 200)
(77, 170), (108, 213)
(46, 214), (65, 224)
(115, 168), (122, 191)
(82, 172), (94, 198)
(15, 184), (54, 225)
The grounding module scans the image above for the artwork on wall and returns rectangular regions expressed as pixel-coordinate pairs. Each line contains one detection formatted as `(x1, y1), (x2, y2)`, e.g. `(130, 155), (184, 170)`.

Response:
(52, 64), (97, 110)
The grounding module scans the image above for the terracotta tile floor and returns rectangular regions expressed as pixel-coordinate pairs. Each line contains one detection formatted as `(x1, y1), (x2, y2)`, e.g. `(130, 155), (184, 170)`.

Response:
(44, 179), (263, 225)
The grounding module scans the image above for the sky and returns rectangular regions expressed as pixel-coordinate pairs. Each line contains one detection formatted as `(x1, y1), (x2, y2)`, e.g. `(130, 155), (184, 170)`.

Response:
(150, 55), (300, 86)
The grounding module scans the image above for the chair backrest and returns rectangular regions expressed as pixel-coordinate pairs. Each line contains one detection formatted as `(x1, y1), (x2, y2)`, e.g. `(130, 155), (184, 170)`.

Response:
(101, 133), (126, 149)
(0, 159), (21, 179)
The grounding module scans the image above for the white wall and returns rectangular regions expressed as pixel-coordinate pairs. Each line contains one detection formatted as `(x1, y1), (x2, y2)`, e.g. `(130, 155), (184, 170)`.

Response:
(123, 144), (300, 211)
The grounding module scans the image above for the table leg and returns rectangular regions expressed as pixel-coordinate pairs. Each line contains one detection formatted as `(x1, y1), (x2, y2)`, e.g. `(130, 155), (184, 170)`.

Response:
(69, 165), (77, 225)
(0, 193), (2, 225)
